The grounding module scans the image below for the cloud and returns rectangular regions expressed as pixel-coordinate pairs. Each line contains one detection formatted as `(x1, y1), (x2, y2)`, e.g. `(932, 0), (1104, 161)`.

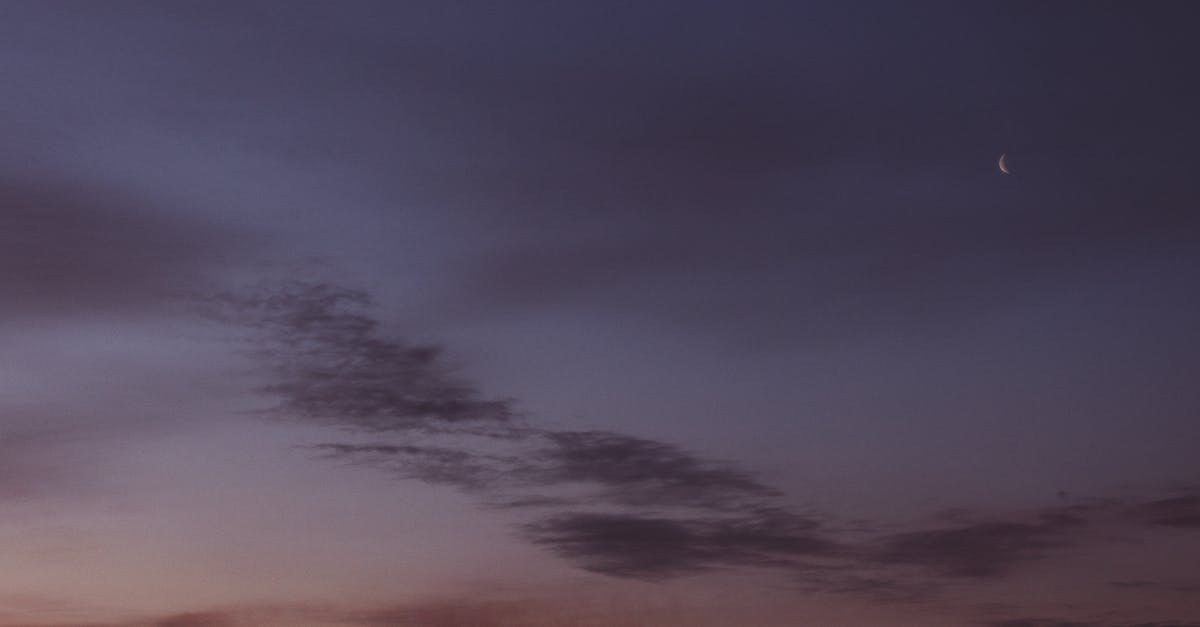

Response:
(0, 173), (243, 323)
(218, 279), (837, 580)
(221, 278), (786, 511)
(524, 509), (834, 579)
(313, 442), (519, 492)
(318, 431), (840, 580)
(213, 280), (517, 436)
(871, 510), (1085, 578)
(315, 429), (778, 510)
(1131, 496), (1200, 528)
(0, 169), (250, 493)
(520, 431), (779, 509)
(217, 278), (1200, 600)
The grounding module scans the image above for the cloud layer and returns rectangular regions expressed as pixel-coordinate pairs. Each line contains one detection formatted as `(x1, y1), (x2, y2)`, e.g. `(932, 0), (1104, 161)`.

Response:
(0, 173), (242, 323)
(213, 278), (1200, 619)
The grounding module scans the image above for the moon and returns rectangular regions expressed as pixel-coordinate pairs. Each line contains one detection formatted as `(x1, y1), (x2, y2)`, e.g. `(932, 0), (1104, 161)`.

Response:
(998, 153), (1010, 174)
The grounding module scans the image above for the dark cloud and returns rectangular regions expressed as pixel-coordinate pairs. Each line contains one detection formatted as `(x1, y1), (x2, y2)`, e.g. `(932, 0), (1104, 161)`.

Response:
(1131, 496), (1200, 529)
(0, 174), (242, 322)
(213, 280), (517, 435)
(313, 429), (828, 579)
(804, 573), (933, 605)
(526, 513), (707, 579)
(873, 510), (1085, 578)
(225, 279), (783, 507)
(317, 430), (777, 508)
(221, 278), (1200, 597)
(524, 509), (834, 579)
(221, 279), (835, 580)
(314, 442), (519, 492)
(319, 434), (853, 582)
(519, 430), (780, 508)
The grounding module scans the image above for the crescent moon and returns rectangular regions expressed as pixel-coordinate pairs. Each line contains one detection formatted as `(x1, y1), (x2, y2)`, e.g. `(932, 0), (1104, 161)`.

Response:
(998, 153), (1010, 174)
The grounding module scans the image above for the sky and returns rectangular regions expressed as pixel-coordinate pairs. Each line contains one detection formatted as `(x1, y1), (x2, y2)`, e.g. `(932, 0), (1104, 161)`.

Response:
(1, 1), (1199, 625)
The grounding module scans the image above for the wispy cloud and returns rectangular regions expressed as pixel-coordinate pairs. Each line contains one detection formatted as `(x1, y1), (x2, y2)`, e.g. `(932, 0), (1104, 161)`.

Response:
(213, 278), (1200, 616)
(871, 510), (1085, 578)
(1130, 496), (1200, 528)
(524, 509), (834, 580)
(215, 278), (841, 580)
(213, 280), (517, 436)
(0, 173), (243, 324)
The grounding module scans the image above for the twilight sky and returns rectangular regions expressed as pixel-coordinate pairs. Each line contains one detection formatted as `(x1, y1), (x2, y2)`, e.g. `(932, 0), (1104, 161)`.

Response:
(1, 2), (1199, 626)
